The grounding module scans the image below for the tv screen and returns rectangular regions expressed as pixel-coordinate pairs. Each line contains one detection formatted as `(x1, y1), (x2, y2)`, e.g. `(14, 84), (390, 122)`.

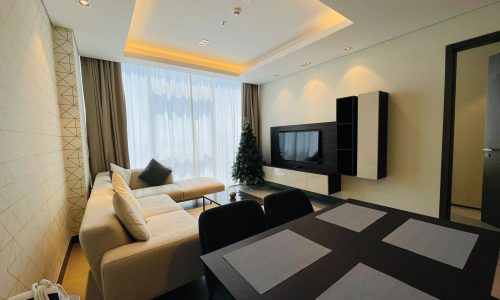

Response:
(279, 130), (321, 163)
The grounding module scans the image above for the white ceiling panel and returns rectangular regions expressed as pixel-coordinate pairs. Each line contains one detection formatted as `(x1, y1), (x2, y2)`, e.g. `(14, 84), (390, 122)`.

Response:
(43, 0), (136, 62)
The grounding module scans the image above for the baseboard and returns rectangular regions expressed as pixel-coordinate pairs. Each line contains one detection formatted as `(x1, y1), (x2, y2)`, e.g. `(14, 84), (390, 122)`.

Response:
(57, 235), (79, 284)
(451, 203), (482, 211)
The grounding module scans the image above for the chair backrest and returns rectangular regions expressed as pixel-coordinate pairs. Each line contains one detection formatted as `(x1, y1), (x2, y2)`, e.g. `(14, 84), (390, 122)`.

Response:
(264, 188), (314, 228)
(198, 200), (267, 254)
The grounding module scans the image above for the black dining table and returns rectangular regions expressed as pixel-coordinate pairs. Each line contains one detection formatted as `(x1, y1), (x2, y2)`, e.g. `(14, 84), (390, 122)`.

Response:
(200, 199), (500, 300)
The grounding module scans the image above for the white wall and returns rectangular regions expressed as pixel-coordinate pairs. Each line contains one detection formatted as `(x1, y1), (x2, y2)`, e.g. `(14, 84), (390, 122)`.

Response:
(260, 3), (500, 217)
(0, 0), (71, 298)
(452, 42), (500, 209)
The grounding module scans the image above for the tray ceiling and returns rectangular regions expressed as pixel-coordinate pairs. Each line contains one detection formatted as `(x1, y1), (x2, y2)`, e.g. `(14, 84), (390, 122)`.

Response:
(125, 0), (351, 75)
(42, 0), (499, 84)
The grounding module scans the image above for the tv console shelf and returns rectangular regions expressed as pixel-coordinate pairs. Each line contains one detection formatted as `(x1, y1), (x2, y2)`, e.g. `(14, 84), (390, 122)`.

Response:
(336, 96), (358, 176)
(263, 164), (341, 196)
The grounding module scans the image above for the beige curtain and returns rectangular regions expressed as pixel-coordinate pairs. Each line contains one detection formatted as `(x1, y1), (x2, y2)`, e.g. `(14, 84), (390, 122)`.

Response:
(81, 57), (129, 179)
(243, 83), (260, 147)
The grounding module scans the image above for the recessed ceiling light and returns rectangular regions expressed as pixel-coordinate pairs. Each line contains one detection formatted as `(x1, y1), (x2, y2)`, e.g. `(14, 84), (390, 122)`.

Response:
(300, 62), (312, 68)
(77, 0), (91, 7)
(233, 7), (241, 16)
(199, 39), (210, 46)
(241, 0), (254, 3)
(344, 47), (353, 51)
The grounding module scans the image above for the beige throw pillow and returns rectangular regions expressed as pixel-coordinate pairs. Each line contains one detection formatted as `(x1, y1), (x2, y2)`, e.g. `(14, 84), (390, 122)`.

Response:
(110, 163), (132, 185)
(112, 173), (151, 241)
(112, 173), (146, 220)
(112, 172), (134, 196)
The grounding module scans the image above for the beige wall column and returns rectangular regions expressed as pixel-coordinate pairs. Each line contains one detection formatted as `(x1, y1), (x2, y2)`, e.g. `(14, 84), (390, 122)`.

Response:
(52, 27), (91, 235)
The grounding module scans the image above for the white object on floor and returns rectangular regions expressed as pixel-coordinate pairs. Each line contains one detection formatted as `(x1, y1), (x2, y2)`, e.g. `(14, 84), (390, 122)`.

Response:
(8, 279), (79, 300)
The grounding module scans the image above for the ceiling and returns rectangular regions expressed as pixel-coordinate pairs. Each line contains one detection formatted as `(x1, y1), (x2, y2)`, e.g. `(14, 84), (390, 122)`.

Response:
(125, 0), (350, 76)
(43, 0), (135, 62)
(42, 0), (499, 84)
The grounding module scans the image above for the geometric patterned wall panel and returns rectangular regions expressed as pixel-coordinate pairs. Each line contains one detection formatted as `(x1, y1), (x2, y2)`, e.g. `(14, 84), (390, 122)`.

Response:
(52, 27), (90, 235)
(0, 0), (71, 298)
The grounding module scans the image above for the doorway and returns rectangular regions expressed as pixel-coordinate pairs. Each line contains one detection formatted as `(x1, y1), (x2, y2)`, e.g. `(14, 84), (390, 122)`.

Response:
(440, 31), (500, 230)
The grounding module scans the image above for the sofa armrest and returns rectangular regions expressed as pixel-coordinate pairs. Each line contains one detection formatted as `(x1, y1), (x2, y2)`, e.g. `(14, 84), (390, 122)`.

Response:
(100, 227), (204, 300)
(79, 188), (131, 292)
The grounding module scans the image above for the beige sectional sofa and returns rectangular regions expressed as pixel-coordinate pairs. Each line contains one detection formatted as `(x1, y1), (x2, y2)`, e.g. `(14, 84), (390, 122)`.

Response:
(79, 171), (224, 300)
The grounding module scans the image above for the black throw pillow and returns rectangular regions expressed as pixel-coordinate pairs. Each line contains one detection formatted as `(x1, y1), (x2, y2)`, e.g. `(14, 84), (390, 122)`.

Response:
(139, 159), (172, 186)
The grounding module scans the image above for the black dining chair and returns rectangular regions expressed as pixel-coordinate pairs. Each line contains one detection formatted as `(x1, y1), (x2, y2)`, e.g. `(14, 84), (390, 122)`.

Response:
(198, 200), (267, 300)
(264, 188), (314, 228)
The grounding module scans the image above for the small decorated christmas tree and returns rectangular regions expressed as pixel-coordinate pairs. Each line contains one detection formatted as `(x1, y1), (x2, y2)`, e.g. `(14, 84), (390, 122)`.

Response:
(232, 121), (264, 185)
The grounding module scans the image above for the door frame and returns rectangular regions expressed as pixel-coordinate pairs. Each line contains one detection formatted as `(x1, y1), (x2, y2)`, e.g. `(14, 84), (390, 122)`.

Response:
(440, 30), (500, 219)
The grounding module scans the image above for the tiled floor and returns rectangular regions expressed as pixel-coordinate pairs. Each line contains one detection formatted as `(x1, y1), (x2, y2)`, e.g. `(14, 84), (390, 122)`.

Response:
(61, 244), (102, 300)
(449, 205), (500, 298)
(450, 205), (500, 232)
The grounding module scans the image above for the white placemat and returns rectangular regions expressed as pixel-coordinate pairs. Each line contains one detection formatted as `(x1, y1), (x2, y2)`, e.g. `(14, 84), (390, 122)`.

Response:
(223, 229), (331, 294)
(316, 203), (387, 232)
(383, 219), (479, 269)
(316, 263), (437, 300)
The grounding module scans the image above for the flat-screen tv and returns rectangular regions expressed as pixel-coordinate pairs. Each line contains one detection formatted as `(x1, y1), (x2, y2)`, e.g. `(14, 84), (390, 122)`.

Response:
(279, 130), (321, 163)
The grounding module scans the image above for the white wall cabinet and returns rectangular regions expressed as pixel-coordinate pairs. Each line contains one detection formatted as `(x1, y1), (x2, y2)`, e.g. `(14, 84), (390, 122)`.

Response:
(356, 91), (388, 180)
(263, 165), (339, 195)
(336, 91), (388, 180)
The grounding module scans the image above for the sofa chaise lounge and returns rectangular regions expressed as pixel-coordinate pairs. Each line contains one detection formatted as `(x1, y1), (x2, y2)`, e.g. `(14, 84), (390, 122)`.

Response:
(79, 170), (224, 300)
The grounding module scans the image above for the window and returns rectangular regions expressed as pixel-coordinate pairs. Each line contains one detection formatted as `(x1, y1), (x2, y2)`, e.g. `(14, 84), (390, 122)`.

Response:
(122, 63), (242, 184)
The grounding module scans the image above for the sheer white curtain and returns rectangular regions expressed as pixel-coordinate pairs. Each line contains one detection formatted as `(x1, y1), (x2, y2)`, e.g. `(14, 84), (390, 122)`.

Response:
(122, 63), (242, 184)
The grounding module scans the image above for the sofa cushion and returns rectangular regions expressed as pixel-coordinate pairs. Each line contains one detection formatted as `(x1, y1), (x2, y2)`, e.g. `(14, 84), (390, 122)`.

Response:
(113, 193), (151, 241)
(110, 163), (132, 185)
(133, 184), (184, 201)
(174, 177), (225, 200)
(139, 159), (172, 186)
(129, 168), (152, 190)
(100, 212), (203, 299)
(129, 168), (174, 190)
(146, 210), (198, 237)
(112, 173), (145, 220)
(113, 174), (151, 241)
(137, 194), (182, 218)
